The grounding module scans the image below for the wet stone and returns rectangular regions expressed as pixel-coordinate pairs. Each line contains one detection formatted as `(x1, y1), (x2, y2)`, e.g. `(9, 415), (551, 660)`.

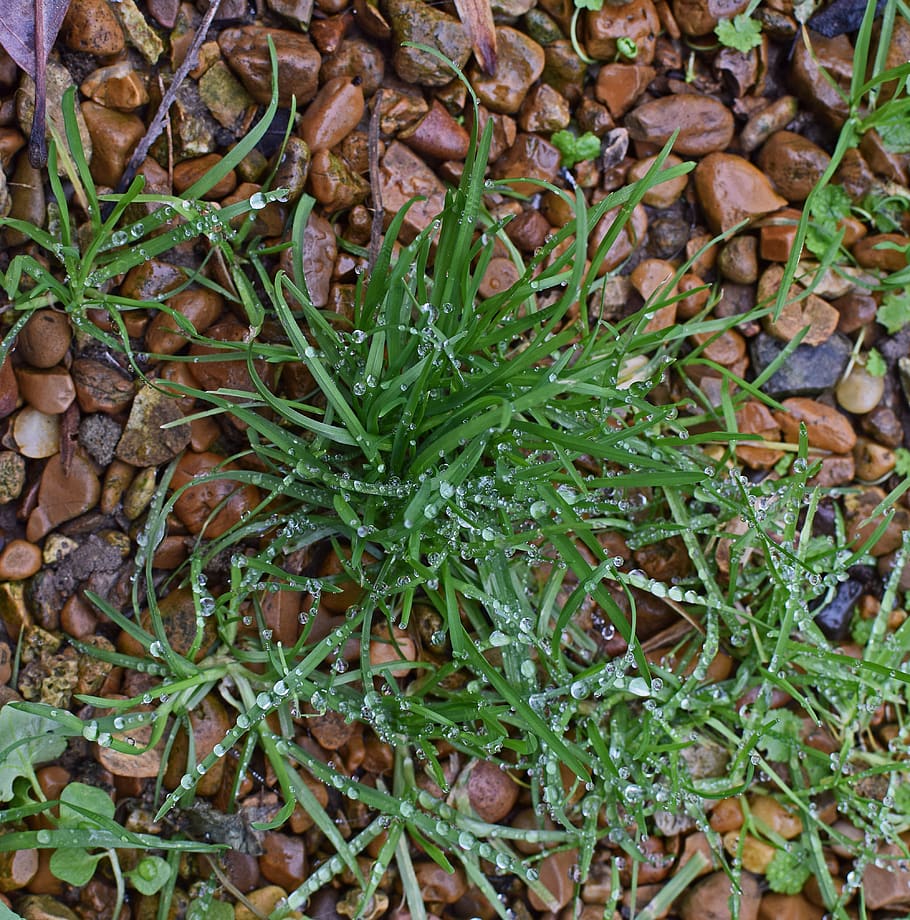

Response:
(13, 408), (60, 459)
(26, 453), (102, 543)
(81, 102), (145, 188)
(751, 331), (850, 399)
(466, 759), (519, 823)
(862, 406), (903, 449)
(72, 358), (135, 415)
(836, 364), (885, 415)
(596, 63), (655, 119)
(16, 310), (72, 369)
(273, 136), (312, 203)
(115, 384), (191, 466)
(387, 0), (472, 85)
(413, 862), (467, 904)
(219, 27), (321, 107)
(518, 84), (571, 134)
(173, 154), (237, 200)
(259, 832), (306, 890)
(626, 95), (735, 157)
(774, 397), (857, 454)
(379, 142), (447, 243)
(693, 153), (787, 233)
(757, 130), (831, 203)
(400, 100), (471, 161)
(198, 60), (254, 131)
(491, 132), (561, 196)
(80, 62), (149, 112)
(681, 870), (760, 920)
(146, 287), (225, 355)
(308, 149), (369, 211)
(77, 414), (122, 467)
(14, 367), (76, 416)
(586, 0), (660, 64)
(671, 0), (749, 36)
(626, 153), (687, 208)
(718, 235), (758, 284)
(790, 31), (853, 126)
(0, 540), (42, 581)
(320, 38), (386, 98)
(529, 848), (579, 912)
(61, 0), (124, 55)
(0, 451), (26, 504)
(470, 27), (545, 115)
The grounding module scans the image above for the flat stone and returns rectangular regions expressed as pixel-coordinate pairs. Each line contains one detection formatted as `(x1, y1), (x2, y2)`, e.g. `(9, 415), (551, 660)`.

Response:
(26, 453), (102, 542)
(757, 130), (831, 203)
(81, 63), (149, 112)
(61, 0), (124, 55)
(693, 153), (788, 233)
(110, 0), (164, 63)
(115, 384), (191, 466)
(387, 0), (472, 85)
(749, 332), (851, 398)
(586, 0), (660, 63)
(198, 60), (255, 130)
(81, 101), (145, 188)
(626, 95), (734, 157)
(469, 27), (545, 115)
(379, 142), (447, 243)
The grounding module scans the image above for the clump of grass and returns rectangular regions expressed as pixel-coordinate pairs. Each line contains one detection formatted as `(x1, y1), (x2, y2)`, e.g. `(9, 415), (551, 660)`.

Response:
(2, 24), (910, 920)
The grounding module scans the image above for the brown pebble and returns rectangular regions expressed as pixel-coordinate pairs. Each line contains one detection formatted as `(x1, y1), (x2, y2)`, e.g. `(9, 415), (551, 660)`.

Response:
(681, 870), (760, 920)
(595, 63), (655, 119)
(718, 236), (758, 284)
(478, 258), (521, 299)
(749, 795), (803, 840)
(379, 142), (447, 243)
(61, 0), (124, 55)
(0, 357), (18, 419)
(626, 94), (734, 157)
(146, 288), (224, 356)
(81, 62), (149, 112)
(586, 0), (660, 63)
(399, 100), (471, 161)
(298, 76), (365, 151)
(16, 310), (72, 369)
(14, 366), (76, 415)
(694, 153), (787, 233)
(832, 291), (877, 335)
(528, 848), (579, 912)
(26, 452), (102, 543)
(0, 843), (38, 893)
(0, 540), (42, 580)
(626, 153), (687, 208)
(852, 233), (909, 272)
(173, 154), (237, 200)
(774, 398), (857, 454)
(757, 130), (831, 203)
(71, 358), (135, 415)
(835, 364), (885, 415)
(259, 833), (306, 891)
(853, 437), (895, 481)
(589, 203), (648, 275)
(414, 862), (467, 904)
(735, 401), (783, 470)
(80, 102), (145, 188)
(758, 892), (823, 920)
(466, 759), (519, 823)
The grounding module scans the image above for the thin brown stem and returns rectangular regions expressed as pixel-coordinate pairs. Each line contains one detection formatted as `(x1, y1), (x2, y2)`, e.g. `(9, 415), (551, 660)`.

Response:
(28, 0), (47, 168)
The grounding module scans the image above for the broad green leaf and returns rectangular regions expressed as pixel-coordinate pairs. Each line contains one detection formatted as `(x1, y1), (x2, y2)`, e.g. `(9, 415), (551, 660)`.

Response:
(0, 706), (67, 802)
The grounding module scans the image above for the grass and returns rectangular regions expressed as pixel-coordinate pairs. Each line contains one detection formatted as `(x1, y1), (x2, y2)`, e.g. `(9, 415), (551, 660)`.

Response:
(1, 17), (910, 920)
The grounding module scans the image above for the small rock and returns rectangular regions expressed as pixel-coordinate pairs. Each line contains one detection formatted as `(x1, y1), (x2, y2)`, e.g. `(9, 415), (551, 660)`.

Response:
(123, 466), (158, 521)
(626, 153), (687, 208)
(320, 38), (386, 98)
(465, 759), (519, 823)
(853, 436), (895, 481)
(741, 95), (799, 153)
(757, 130), (831, 203)
(846, 488), (910, 556)
(115, 384), (191, 466)
(589, 203), (648, 275)
(387, 0), (472, 85)
(722, 832), (775, 875)
(862, 406), (903, 448)
(399, 99), (471, 161)
(774, 397), (857, 454)
(163, 692), (231, 794)
(813, 578), (862, 640)
(299, 76), (364, 151)
(109, 0), (164, 63)
(379, 142), (447, 243)
(71, 358), (135, 415)
(862, 845), (910, 910)
(518, 84), (571, 134)
(0, 356), (17, 417)
(297, 211), (337, 307)
(586, 0), (660, 63)
(173, 154), (237, 201)
(61, 0), (124, 55)
(852, 233), (909, 272)
(219, 26), (321, 107)
(0, 837), (38, 892)
(469, 27), (545, 115)
(749, 332), (851, 398)
(0, 451), (26, 503)
(832, 290), (877, 334)
(171, 451), (261, 537)
(6, 157), (44, 245)
(758, 269), (839, 347)
(836, 364), (885, 414)
(626, 95), (735, 157)
(491, 132), (561, 196)
(147, 0), (179, 27)
(273, 136), (312, 203)
(528, 848), (579, 912)
(0, 540), (42, 581)
(81, 62), (149, 112)
(693, 153), (787, 233)
(78, 414), (122, 466)
(790, 31), (853, 126)
(14, 366), (76, 415)
(308, 149), (369, 211)
(749, 795), (803, 839)
(259, 833), (306, 890)
(12, 407), (60, 459)
(735, 401), (783, 470)
(26, 452), (102, 542)
(235, 887), (296, 920)
(198, 60), (255, 130)
(718, 235), (758, 284)
(146, 287), (225, 355)
(188, 320), (267, 393)
(595, 63), (656, 119)
(478, 258), (521, 298)
(681, 870), (760, 920)
(758, 892), (824, 920)
(413, 862), (467, 904)
(671, 0), (749, 36)
(16, 310), (72, 369)
(81, 101), (145, 187)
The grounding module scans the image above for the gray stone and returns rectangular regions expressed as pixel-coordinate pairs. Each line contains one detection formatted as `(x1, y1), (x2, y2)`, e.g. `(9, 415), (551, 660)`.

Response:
(749, 332), (852, 398)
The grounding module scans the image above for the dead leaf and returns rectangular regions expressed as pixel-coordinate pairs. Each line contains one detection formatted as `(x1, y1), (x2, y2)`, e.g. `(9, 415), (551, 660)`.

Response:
(452, 0), (497, 74)
(0, 0), (72, 167)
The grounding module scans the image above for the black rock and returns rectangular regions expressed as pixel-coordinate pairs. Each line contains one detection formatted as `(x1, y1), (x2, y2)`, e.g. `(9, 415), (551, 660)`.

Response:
(749, 332), (851, 398)
(812, 578), (864, 640)
(808, 0), (885, 37)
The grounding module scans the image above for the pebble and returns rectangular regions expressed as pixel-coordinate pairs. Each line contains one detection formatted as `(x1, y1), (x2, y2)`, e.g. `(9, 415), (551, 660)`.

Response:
(845, 488), (909, 556)
(758, 893), (824, 920)
(71, 358), (135, 415)
(379, 142), (447, 243)
(626, 95), (734, 157)
(235, 887), (298, 920)
(750, 333), (852, 399)
(492, 132), (562, 195)
(80, 62), (148, 112)
(671, 0), (749, 36)
(369, 623), (417, 677)
(760, 291), (839, 349)
(14, 367), (76, 416)
(387, 0), (472, 85)
(758, 208), (800, 263)
(12, 407), (60, 459)
(693, 153), (787, 233)
(790, 31), (853, 126)
(80, 102), (145, 188)
(61, 0), (124, 55)
(741, 95), (799, 153)
(691, 328), (746, 366)
(6, 158), (44, 246)
(170, 451), (261, 537)
(299, 76), (364, 151)
(589, 203), (648, 274)
(273, 136), (312, 202)
(259, 833), (306, 890)
(26, 452), (101, 542)
(308, 149), (369, 211)
(219, 27), (321, 107)
(862, 406), (903, 448)
(813, 578), (863, 640)
(681, 870), (760, 920)
(414, 862), (467, 904)
(862, 845), (910, 910)
(0, 845), (38, 894)
(528, 848), (579, 912)
(399, 100), (471, 161)
(595, 64), (656, 119)
(518, 84), (571, 134)
(836, 364), (885, 414)
(122, 466), (157, 520)
(0, 357), (17, 418)
(146, 288), (224, 355)
(0, 540), (42, 580)
(466, 759), (519, 823)
(172, 154), (237, 200)
(470, 27), (545, 115)
(718, 235), (758, 284)
(0, 451), (26, 504)
(749, 795), (803, 839)
(757, 131), (831, 202)
(320, 38), (386, 98)
(16, 310), (72, 369)
(852, 233), (909, 272)
(723, 831), (775, 874)
(78, 414), (122, 467)
(163, 693), (230, 795)
(853, 437), (895, 481)
(735, 401), (783, 469)
(774, 397), (857, 454)
(586, 0), (660, 64)
(479, 258), (521, 298)
(626, 153), (687, 208)
(197, 60), (255, 130)
(188, 320), (267, 393)
(115, 384), (191, 466)
(121, 259), (185, 302)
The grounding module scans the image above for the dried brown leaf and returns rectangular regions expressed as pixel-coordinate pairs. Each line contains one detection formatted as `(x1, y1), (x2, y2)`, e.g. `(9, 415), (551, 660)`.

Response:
(452, 0), (497, 74)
